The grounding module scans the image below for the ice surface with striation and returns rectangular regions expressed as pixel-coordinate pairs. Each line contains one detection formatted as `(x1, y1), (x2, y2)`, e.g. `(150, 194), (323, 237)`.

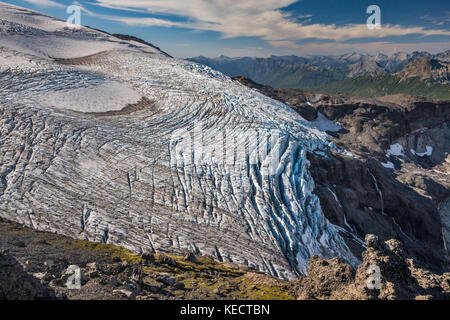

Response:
(0, 2), (359, 279)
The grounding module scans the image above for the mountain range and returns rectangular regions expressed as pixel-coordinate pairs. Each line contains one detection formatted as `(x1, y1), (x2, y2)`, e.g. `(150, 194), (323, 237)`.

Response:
(189, 52), (450, 100)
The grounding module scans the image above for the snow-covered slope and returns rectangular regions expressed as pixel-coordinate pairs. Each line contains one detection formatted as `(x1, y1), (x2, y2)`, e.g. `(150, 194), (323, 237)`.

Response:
(0, 2), (359, 279)
(0, 2), (161, 59)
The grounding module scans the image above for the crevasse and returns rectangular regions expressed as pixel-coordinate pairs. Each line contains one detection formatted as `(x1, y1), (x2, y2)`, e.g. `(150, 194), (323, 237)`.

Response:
(0, 5), (360, 279)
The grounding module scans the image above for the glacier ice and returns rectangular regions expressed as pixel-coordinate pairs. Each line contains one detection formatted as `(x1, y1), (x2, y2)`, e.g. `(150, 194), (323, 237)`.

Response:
(0, 2), (360, 279)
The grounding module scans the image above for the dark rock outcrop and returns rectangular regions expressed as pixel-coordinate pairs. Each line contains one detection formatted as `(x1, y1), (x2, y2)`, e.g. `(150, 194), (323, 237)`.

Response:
(0, 250), (56, 300)
(296, 235), (450, 300)
(111, 34), (173, 58)
(233, 76), (318, 120)
(235, 77), (450, 274)
(396, 57), (450, 84)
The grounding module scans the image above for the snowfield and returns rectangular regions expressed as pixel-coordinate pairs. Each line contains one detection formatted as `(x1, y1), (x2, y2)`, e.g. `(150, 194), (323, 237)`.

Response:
(311, 112), (343, 133)
(0, 2), (359, 279)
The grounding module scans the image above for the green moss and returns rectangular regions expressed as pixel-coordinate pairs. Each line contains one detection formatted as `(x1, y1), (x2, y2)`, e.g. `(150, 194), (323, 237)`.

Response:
(237, 281), (295, 300)
(150, 254), (296, 300)
(56, 240), (142, 264)
(153, 253), (243, 277)
(175, 267), (295, 300)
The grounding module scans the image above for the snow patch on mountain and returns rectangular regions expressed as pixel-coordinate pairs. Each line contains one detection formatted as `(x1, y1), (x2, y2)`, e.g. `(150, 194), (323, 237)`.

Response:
(411, 146), (433, 157)
(387, 143), (405, 157)
(381, 161), (395, 169)
(311, 112), (342, 132)
(0, 2), (160, 60)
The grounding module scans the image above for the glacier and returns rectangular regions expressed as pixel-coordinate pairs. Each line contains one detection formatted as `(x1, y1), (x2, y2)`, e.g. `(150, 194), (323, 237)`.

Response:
(0, 2), (359, 279)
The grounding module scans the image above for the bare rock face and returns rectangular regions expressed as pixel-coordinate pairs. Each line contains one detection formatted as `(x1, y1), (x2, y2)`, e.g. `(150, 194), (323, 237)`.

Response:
(235, 76), (450, 276)
(396, 57), (450, 84)
(355, 235), (450, 300)
(355, 236), (417, 300)
(296, 235), (450, 300)
(307, 95), (450, 273)
(347, 60), (386, 78)
(309, 153), (446, 273)
(0, 250), (55, 300)
(296, 256), (356, 299)
(232, 76), (318, 121)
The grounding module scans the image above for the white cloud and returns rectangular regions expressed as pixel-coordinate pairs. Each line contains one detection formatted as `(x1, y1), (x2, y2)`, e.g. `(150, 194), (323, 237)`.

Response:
(113, 16), (179, 27)
(23, 0), (65, 8)
(92, 0), (450, 45)
(420, 12), (450, 26)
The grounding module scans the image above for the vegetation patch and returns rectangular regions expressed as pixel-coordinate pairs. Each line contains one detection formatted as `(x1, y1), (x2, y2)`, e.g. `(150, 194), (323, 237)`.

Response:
(308, 75), (450, 100)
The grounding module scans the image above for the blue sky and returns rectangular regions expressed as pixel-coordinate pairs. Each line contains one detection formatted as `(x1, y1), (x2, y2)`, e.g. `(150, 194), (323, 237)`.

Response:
(3, 0), (450, 57)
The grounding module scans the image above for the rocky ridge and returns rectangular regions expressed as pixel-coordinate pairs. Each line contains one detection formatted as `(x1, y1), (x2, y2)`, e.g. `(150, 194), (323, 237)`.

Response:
(296, 234), (450, 300)
(1, 218), (448, 300)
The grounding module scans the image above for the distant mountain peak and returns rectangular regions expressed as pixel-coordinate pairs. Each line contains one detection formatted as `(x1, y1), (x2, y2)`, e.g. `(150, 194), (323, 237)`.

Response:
(347, 59), (385, 78)
(396, 57), (450, 83)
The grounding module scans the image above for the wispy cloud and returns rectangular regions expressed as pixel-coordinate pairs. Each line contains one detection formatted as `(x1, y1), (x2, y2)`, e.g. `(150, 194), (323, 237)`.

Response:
(420, 12), (450, 26)
(112, 16), (179, 27)
(23, 0), (65, 8)
(295, 41), (450, 55)
(205, 41), (450, 59)
(91, 0), (450, 45)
